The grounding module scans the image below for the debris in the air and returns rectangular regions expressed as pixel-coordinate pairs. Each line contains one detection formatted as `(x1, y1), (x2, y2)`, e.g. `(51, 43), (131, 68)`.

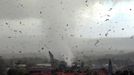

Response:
(61, 36), (64, 40)
(105, 19), (109, 21)
(19, 31), (22, 33)
(48, 27), (52, 30)
(60, 1), (63, 4)
(18, 3), (24, 8)
(20, 21), (22, 24)
(99, 33), (101, 36)
(85, 4), (88, 7)
(8, 26), (10, 28)
(130, 9), (132, 11)
(115, 21), (118, 23)
(41, 47), (44, 50)
(8, 36), (12, 38)
(107, 15), (110, 17)
(94, 40), (99, 46)
(40, 11), (42, 14)
(5, 22), (8, 25)
(108, 8), (112, 11)
(75, 45), (78, 48)
(14, 30), (17, 32)
(66, 57), (68, 60)
(62, 55), (64, 57)
(81, 52), (84, 54)
(38, 50), (41, 52)
(19, 51), (22, 53)
(66, 24), (69, 27)
(108, 47), (112, 50)
(105, 29), (111, 37)
(105, 33), (108, 37)
(70, 34), (74, 37)
(62, 8), (64, 10)
(130, 36), (134, 39)
(64, 29), (67, 31)
(108, 29), (111, 31)
(20, 4), (24, 7)
(91, 50), (94, 53)
(85, 0), (88, 3)
(80, 35), (82, 37)
(122, 28), (124, 30)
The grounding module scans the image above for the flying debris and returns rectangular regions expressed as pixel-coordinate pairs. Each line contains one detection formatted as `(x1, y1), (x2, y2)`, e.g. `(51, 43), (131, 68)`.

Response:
(85, 0), (88, 7)
(66, 57), (68, 60)
(19, 51), (22, 53)
(107, 15), (110, 17)
(80, 35), (82, 37)
(108, 8), (112, 11)
(19, 31), (22, 33)
(130, 8), (132, 11)
(66, 24), (69, 27)
(40, 11), (42, 14)
(64, 29), (67, 31)
(19, 21), (22, 24)
(38, 50), (41, 53)
(20, 4), (23, 7)
(115, 21), (118, 23)
(19, 3), (24, 8)
(61, 7), (65, 10)
(14, 30), (17, 32)
(105, 33), (108, 37)
(108, 47), (112, 50)
(113, 30), (115, 32)
(94, 40), (100, 46)
(91, 50), (94, 53)
(85, 0), (88, 3)
(105, 19), (109, 21)
(5, 22), (8, 25)
(105, 29), (111, 37)
(41, 47), (44, 50)
(85, 4), (88, 7)
(75, 45), (78, 48)
(60, 1), (63, 4)
(48, 27), (52, 30)
(108, 29), (111, 31)
(61, 36), (64, 40)
(70, 34), (74, 37)
(8, 36), (12, 38)
(122, 28), (124, 30)
(130, 35), (134, 39)
(81, 51), (84, 54)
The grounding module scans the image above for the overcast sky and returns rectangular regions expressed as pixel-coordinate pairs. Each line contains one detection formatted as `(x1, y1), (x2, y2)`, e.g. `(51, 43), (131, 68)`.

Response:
(0, 0), (134, 65)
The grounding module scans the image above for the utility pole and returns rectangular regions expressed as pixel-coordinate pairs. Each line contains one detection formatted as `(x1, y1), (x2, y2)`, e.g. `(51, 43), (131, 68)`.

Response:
(108, 59), (113, 75)
(48, 51), (55, 68)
